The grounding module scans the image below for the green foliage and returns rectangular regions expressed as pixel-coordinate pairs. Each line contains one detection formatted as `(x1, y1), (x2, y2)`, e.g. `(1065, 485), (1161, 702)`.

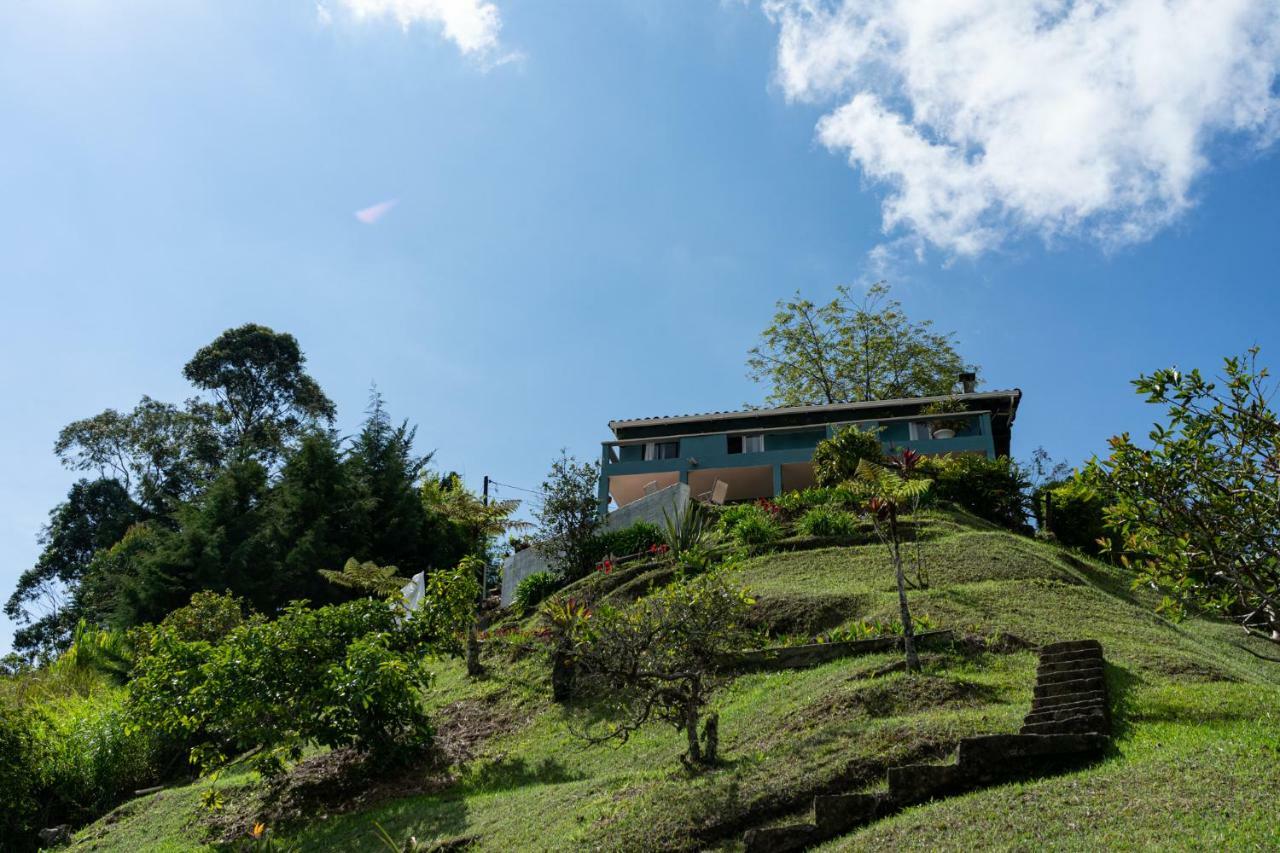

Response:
(659, 500), (715, 557)
(0, 699), (39, 847)
(181, 322), (336, 464)
(514, 571), (561, 614)
(4, 478), (142, 659)
(156, 590), (246, 643)
(721, 505), (784, 552)
(797, 504), (859, 538)
(747, 281), (978, 406)
(49, 620), (134, 687)
(128, 564), (478, 777)
(575, 569), (755, 765)
(1035, 478), (1114, 556)
(534, 451), (602, 580)
(918, 453), (1031, 531)
(812, 425), (885, 487)
(320, 558), (411, 599)
(583, 522), (664, 569)
(919, 396), (970, 433)
(1090, 349), (1280, 639)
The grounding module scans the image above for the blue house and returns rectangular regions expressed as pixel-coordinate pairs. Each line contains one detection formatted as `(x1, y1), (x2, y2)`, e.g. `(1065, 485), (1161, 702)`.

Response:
(598, 386), (1021, 517)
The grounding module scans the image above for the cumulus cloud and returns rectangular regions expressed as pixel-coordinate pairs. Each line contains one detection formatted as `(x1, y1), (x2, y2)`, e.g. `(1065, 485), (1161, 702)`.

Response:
(324, 0), (510, 59)
(763, 1), (1280, 257)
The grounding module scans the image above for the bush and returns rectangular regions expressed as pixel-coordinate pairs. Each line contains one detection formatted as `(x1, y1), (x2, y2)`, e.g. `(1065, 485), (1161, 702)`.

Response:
(918, 453), (1030, 530)
(1035, 479), (1113, 555)
(514, 571), (561, 613)
(797, 505), (859, 538)
(582, 521), (663, 572)
(812, 426), (884, 487)
(0, 700), (38, 848)
(723, 505), (784, 551)
(129, 564), (477, 777)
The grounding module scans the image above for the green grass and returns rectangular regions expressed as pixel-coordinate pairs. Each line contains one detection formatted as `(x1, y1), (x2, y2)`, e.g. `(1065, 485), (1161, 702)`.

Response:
(71, 507), (1280, 851)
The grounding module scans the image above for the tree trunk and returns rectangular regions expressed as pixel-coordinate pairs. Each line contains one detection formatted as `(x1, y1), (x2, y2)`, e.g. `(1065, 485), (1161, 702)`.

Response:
(684, 703), (702, 766)
(550, 643), (574, 703)
(701, 713), (719, 765)
(465, 622), (483, 677)
(891, 527), (920, 672)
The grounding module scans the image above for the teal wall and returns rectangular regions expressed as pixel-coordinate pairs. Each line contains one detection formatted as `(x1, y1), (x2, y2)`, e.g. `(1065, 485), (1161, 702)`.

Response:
(599, 412), (996, 516)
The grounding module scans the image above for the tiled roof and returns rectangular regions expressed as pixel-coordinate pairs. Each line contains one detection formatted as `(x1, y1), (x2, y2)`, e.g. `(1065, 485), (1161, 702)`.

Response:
(608, 389), (1022, 431)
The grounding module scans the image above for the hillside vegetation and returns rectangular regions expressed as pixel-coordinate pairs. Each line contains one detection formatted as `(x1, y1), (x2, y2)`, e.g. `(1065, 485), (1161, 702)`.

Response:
(69, 509), (1280, 851)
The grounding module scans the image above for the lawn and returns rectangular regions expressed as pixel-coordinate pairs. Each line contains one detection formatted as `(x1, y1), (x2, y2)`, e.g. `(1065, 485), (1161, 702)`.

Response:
(71, 510), (1280, 851)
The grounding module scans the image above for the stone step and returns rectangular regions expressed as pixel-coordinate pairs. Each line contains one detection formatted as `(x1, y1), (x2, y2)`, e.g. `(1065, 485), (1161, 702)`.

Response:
(1034, 676), (1105, 701)
(813, 793), (882, 836)
(1037, 656), (1105, 676)
(1036, 665), (1104, 686)
(743, 824), (816, 853)
(1038, 648), (1104, 667)
(887, 762), (969, 805)
(1031, 689), (1108, 713)
(1024, 698), (1108, 725)
(958, 733), (1109, 772)
(1041, 639), (1103, 656)
(1020, 712), (1108, 736)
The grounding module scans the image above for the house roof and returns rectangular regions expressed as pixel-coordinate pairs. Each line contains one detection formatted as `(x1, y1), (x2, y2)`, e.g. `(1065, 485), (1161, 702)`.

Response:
(607, 389), (1022, 435)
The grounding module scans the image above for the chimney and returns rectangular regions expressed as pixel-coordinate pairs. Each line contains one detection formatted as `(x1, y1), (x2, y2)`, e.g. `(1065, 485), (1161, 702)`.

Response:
(958, 372), (976, 394)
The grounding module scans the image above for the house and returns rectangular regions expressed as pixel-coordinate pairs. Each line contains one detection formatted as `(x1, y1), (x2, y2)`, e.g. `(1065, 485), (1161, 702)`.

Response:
(598, 385), (1021, 517)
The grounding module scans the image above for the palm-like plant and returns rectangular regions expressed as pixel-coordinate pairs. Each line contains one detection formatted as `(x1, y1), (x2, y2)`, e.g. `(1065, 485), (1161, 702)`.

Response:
(320, 558), (411, 599)
(423, 479), (530, 675)
(856, 457), (932, 672)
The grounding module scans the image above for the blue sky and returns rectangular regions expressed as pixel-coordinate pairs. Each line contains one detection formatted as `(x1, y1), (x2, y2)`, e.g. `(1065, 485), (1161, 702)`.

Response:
(2, 0), (1278, 652)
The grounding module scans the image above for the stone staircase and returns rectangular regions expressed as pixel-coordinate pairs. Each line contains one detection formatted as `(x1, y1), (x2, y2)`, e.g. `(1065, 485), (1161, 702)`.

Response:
(743, 640), (1111, 853)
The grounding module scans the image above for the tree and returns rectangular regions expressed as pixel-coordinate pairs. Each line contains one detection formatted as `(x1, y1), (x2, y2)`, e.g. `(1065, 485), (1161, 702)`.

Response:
(4, 479), (141, 658)
(574, 569), (754, 767)
(534, 451), (601, 579)
(856, 456), (932, 672)
(1089, 349), (1280, 645)
(747, 281), (976, 406)
(422, 476), (528, 675)
(54, 396), (221, 516)
(182, 323), (335, 464)
(812, 425), (885, 487)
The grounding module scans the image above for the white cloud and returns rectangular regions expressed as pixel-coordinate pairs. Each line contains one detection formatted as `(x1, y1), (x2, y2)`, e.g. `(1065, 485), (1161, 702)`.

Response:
(355, 199), (398, 223)
(335, 0), (509, 58)
(763, 1), (1280, 257)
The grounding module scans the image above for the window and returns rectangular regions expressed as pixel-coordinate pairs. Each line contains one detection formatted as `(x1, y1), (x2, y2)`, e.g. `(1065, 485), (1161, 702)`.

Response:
(643, 441), (679, 461)
(727, 433), (764, 454)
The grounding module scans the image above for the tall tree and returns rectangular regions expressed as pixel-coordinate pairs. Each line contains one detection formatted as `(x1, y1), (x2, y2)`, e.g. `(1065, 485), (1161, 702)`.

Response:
(1090, 349), (1280, 646)
(747, 281), (976, 406)
(4, 479), (141, 657)
(182, 323), (336, 464)
(534, 450), (601, 579)
(54, 396), (221, 516)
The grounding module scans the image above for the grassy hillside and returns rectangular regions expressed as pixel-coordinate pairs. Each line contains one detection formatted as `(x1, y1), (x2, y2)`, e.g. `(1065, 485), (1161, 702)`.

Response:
(72, 510), (1280, 851)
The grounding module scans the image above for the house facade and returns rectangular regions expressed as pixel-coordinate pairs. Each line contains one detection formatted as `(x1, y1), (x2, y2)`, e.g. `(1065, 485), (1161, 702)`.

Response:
(598, 388), (1021, 517)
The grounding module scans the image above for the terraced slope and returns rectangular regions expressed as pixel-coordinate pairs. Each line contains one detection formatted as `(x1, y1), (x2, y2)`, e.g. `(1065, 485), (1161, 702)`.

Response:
(72, 510), (1280, 852)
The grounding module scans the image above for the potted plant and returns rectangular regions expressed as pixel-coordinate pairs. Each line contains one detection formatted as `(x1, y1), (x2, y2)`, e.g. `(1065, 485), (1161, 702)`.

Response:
(919, 397), (969, 439)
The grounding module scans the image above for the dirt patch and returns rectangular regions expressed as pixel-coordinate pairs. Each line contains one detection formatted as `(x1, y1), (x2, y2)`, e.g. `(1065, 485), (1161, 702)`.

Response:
(779, 674), (996, 733)
(1145, 655), (1239, 683)
(207, 694), (526, 843)
(746, 593), (866, 637)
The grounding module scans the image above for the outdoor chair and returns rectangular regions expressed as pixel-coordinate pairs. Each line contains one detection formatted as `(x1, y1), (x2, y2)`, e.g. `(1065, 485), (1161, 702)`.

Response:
(697, 479), (729, 506)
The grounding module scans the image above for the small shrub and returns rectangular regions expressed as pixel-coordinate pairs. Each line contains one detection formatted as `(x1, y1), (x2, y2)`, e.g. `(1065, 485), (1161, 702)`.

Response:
(727, 506), (784, 551)
(514, 571), (561, 613)
(1035, 478), (1115, 556)
(797, 505), (859, 538)
(0, 700), (38, 848)
(583, 521), (663, 570)
(812, 426), (884, 487)
(918, 454), (1030, 530)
